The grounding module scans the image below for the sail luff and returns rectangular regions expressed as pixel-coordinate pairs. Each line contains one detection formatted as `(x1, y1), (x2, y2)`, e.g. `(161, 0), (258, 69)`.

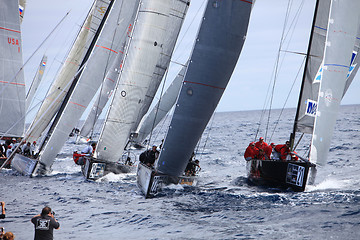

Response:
(293, 0), (331, 135)
(95, 0), (176, 163)
(310, 0), (360, 166)
(25, 55), (47, 112)
(0, 0), (26, 138)
(290, 0), (320, 147)
(156, 0), (254, 177)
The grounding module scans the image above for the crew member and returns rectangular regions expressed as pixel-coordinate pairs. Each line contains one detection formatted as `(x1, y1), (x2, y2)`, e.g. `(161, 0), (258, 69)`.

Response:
(255, 137), (268, 151)
(75, 142), (96, 165)
(265, 142), (275, 159)
(31, 206), (60, 240)
(244, 142), (258, 160)
(140, 145), (159, 167)
(274, 141), (291, 161)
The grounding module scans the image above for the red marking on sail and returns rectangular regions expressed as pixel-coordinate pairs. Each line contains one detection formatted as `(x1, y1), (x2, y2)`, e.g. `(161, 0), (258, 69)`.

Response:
(69, 102), (86, 108)
(0, 81), (25, 86)
(106, 77), (115, 83)
(95, 45), (118, 54)
(184, 81), (225, 90)
(240, 0), (253, 4)
(0, 26), (20, 33)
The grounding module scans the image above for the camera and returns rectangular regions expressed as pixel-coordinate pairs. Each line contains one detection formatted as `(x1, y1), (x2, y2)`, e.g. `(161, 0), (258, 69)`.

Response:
(51, 211), (55, 215)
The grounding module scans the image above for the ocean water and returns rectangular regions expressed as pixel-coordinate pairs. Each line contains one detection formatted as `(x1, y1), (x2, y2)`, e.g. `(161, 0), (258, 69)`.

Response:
(1, 105), (359, 240)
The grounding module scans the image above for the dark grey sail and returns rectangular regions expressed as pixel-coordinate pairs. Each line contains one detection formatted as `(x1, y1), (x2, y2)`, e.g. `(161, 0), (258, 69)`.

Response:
(156, 0), (254, 177)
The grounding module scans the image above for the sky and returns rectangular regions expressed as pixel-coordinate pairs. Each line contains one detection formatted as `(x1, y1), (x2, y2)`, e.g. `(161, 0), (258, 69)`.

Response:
(21, 0), (359, 120)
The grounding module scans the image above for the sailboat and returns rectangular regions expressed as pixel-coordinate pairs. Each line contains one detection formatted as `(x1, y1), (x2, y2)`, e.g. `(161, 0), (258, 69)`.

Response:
(82, 0), (190, 180)
(246, 0), (360, 191)
(11, 0), (140, 176)
(0, 0), (26, 167)
(137, 0), (254, 198)
(26, 55), (47, 112)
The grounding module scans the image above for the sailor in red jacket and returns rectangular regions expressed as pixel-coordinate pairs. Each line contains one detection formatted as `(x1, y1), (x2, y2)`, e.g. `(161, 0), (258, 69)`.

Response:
(265, 142), (275, 159)
(244, 142), (258, 160)
(255, 137), (268, 151)
(274, 141), (298, 161)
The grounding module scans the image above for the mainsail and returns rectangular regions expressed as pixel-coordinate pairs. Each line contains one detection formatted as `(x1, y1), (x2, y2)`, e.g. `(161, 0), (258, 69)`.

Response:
(0, 0), (26, 138)
(310, 0), (360, 166)
(95, 0), (188, 163)
(294, 0), (360, 134)
(130, 0), (190, 134)
(134, 63), (187, 143)
(37, 0), (140, 169)
(156, 0), (254, 177)
(26, 55), (47, 112)
(26, 0), (106, 143)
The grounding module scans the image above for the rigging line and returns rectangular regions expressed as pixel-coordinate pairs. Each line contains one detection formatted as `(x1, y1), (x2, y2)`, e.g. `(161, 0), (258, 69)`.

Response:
(197, 110), (217, 162)
(173, 0), (207, 62)
(269, 56), (306, 141)
(0, 11), (70, 98)
(255, 0), (303, 141)
(148, 68), (170, 149)
(265, 0), (294, 141)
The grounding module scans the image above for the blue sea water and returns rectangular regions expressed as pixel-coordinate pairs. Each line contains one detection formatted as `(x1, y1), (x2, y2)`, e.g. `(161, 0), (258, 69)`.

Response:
(1, 105), (359, 239)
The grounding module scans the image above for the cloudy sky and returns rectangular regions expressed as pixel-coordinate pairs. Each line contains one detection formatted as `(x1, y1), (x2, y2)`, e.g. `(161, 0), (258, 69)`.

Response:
(21, 0), (359, 118)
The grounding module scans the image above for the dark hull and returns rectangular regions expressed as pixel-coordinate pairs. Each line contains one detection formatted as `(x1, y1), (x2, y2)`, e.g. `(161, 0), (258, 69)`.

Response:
(82, 157), (135, 180)
(247, 159), (315, 192)
(137, 162), (197, 198)
(0, 158), (10, 169)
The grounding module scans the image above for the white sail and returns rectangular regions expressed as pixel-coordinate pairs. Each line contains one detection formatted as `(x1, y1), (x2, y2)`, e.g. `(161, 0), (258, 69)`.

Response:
(96, 0), (177, 163)
(135, 63), (187, 143)
(26, 0), (106, 143)
(26, 55), (47, 112)
(131, 0), (190, 133)
(310, 0), (360, 166)
(78, 42), (127, 139)
(38, 0), (140, 168)
(295, 0), (360, 134)
(0, 0), (26, 138)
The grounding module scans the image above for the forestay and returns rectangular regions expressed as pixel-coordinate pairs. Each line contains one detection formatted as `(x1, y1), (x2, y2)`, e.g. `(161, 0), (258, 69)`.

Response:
(310, 0), (360, 166)
(96, 0), (182, 163)
(38, 0), (140, 168)
(157, 0), (254, 177)
(0, 0), (26, 138)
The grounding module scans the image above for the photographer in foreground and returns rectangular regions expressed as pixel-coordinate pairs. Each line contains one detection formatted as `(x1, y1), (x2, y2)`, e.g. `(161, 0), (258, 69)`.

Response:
(31, 206), (59, 240)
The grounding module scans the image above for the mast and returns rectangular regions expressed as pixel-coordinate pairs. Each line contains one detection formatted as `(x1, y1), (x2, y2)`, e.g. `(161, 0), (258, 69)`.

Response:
(38, 0), (115, 153)
(289, 0), (320, 150)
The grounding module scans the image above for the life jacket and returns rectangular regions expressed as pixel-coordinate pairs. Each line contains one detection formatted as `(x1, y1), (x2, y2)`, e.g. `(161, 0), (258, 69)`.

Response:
(73, 152), (85, 165)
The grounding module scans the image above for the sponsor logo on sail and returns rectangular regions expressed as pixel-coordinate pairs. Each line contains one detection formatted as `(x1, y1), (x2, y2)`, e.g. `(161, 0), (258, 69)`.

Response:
(305, 99), (317, 117)
(346, 51), (357, 79)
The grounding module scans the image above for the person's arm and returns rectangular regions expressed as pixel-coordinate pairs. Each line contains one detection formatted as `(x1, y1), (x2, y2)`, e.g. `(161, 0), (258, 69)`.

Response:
(50, 213), (60, 229)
